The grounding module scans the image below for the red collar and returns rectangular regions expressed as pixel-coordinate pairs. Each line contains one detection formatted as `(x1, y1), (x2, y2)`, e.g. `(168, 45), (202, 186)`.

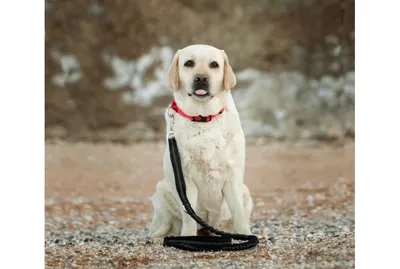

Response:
(170, 100), (225, 122)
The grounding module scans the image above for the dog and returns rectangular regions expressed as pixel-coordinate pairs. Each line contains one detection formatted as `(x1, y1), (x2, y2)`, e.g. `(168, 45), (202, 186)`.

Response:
(148, 44), (253, 238)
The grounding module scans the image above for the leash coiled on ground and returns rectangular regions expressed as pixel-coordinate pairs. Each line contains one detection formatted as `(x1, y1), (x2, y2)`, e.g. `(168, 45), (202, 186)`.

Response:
(163, 136), (259, 252)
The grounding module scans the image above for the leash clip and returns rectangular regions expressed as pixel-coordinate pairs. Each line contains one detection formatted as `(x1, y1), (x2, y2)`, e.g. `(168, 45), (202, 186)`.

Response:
(182, 205), (188, 214)
(168, 107), (175, 138)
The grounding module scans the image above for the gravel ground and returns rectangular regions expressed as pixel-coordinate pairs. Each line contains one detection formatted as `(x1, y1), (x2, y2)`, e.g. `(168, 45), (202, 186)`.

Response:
(45, 141), (354, 268)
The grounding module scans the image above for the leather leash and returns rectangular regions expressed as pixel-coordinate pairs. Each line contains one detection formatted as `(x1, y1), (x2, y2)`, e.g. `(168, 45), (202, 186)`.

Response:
(162, 109), (259, 252)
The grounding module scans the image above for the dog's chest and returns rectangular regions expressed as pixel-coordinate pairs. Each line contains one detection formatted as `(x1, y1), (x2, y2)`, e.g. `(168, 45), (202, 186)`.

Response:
(176, 121), (234, 211)
(177, 120), (234, 182)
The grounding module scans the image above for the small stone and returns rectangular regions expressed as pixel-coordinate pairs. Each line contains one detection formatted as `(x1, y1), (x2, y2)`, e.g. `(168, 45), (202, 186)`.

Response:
(268, 236), (276, 244)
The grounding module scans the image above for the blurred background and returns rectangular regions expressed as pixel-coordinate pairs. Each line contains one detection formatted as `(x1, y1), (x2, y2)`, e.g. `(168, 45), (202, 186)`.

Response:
(45, 0), (354, 144)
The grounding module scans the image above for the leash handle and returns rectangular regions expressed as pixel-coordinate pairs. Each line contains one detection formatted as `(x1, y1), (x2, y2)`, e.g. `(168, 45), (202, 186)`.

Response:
(163, 136), (259, 252)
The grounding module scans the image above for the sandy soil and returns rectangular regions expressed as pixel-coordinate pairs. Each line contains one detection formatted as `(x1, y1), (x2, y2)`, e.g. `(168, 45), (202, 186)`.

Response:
(45, 141), (355, 268)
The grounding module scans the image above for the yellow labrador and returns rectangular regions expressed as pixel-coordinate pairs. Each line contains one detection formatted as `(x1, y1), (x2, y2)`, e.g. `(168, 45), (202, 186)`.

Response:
(149, 44), (253, 237)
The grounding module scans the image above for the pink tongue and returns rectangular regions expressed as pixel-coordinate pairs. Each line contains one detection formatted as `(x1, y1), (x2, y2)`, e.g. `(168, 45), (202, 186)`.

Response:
(195, 89), (207, 95)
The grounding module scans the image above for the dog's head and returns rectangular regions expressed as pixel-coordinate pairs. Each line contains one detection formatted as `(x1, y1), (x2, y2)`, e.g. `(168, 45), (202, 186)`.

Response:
(168, 44), (236, 102)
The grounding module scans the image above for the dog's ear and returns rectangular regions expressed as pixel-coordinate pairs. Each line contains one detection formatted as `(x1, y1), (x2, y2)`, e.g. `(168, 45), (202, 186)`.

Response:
(221, 50), (236, 90)
(168, 50), (180, 91)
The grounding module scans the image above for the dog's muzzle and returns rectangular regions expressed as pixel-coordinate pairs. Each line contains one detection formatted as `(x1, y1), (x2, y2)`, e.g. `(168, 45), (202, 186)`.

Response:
(189, 74), (210, 98)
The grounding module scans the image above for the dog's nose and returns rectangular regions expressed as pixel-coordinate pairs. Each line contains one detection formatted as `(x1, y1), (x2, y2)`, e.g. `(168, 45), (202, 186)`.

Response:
(194, 74), (208, 83)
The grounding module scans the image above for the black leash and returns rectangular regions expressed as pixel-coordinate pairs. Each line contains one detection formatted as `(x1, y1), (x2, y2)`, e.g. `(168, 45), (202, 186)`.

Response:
(163, 135), (259, 251)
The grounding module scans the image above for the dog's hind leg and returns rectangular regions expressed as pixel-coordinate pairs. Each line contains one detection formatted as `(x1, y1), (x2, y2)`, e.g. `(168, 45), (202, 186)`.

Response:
(150, 219), (171, 238)
(148, 203), (172, 238)
(149, 181), (172, 238)
(149, 180), (182, 238)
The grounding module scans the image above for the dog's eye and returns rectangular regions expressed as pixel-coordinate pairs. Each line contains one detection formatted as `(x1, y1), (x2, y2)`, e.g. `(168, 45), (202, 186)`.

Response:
(184, 60), (195, 67)
(209, 61), (219, 68)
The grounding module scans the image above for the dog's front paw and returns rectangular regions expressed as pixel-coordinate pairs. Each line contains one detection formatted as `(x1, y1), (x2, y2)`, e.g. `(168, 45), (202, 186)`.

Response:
(234, 223), (252, 235)
(180, 227), (197, 236)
